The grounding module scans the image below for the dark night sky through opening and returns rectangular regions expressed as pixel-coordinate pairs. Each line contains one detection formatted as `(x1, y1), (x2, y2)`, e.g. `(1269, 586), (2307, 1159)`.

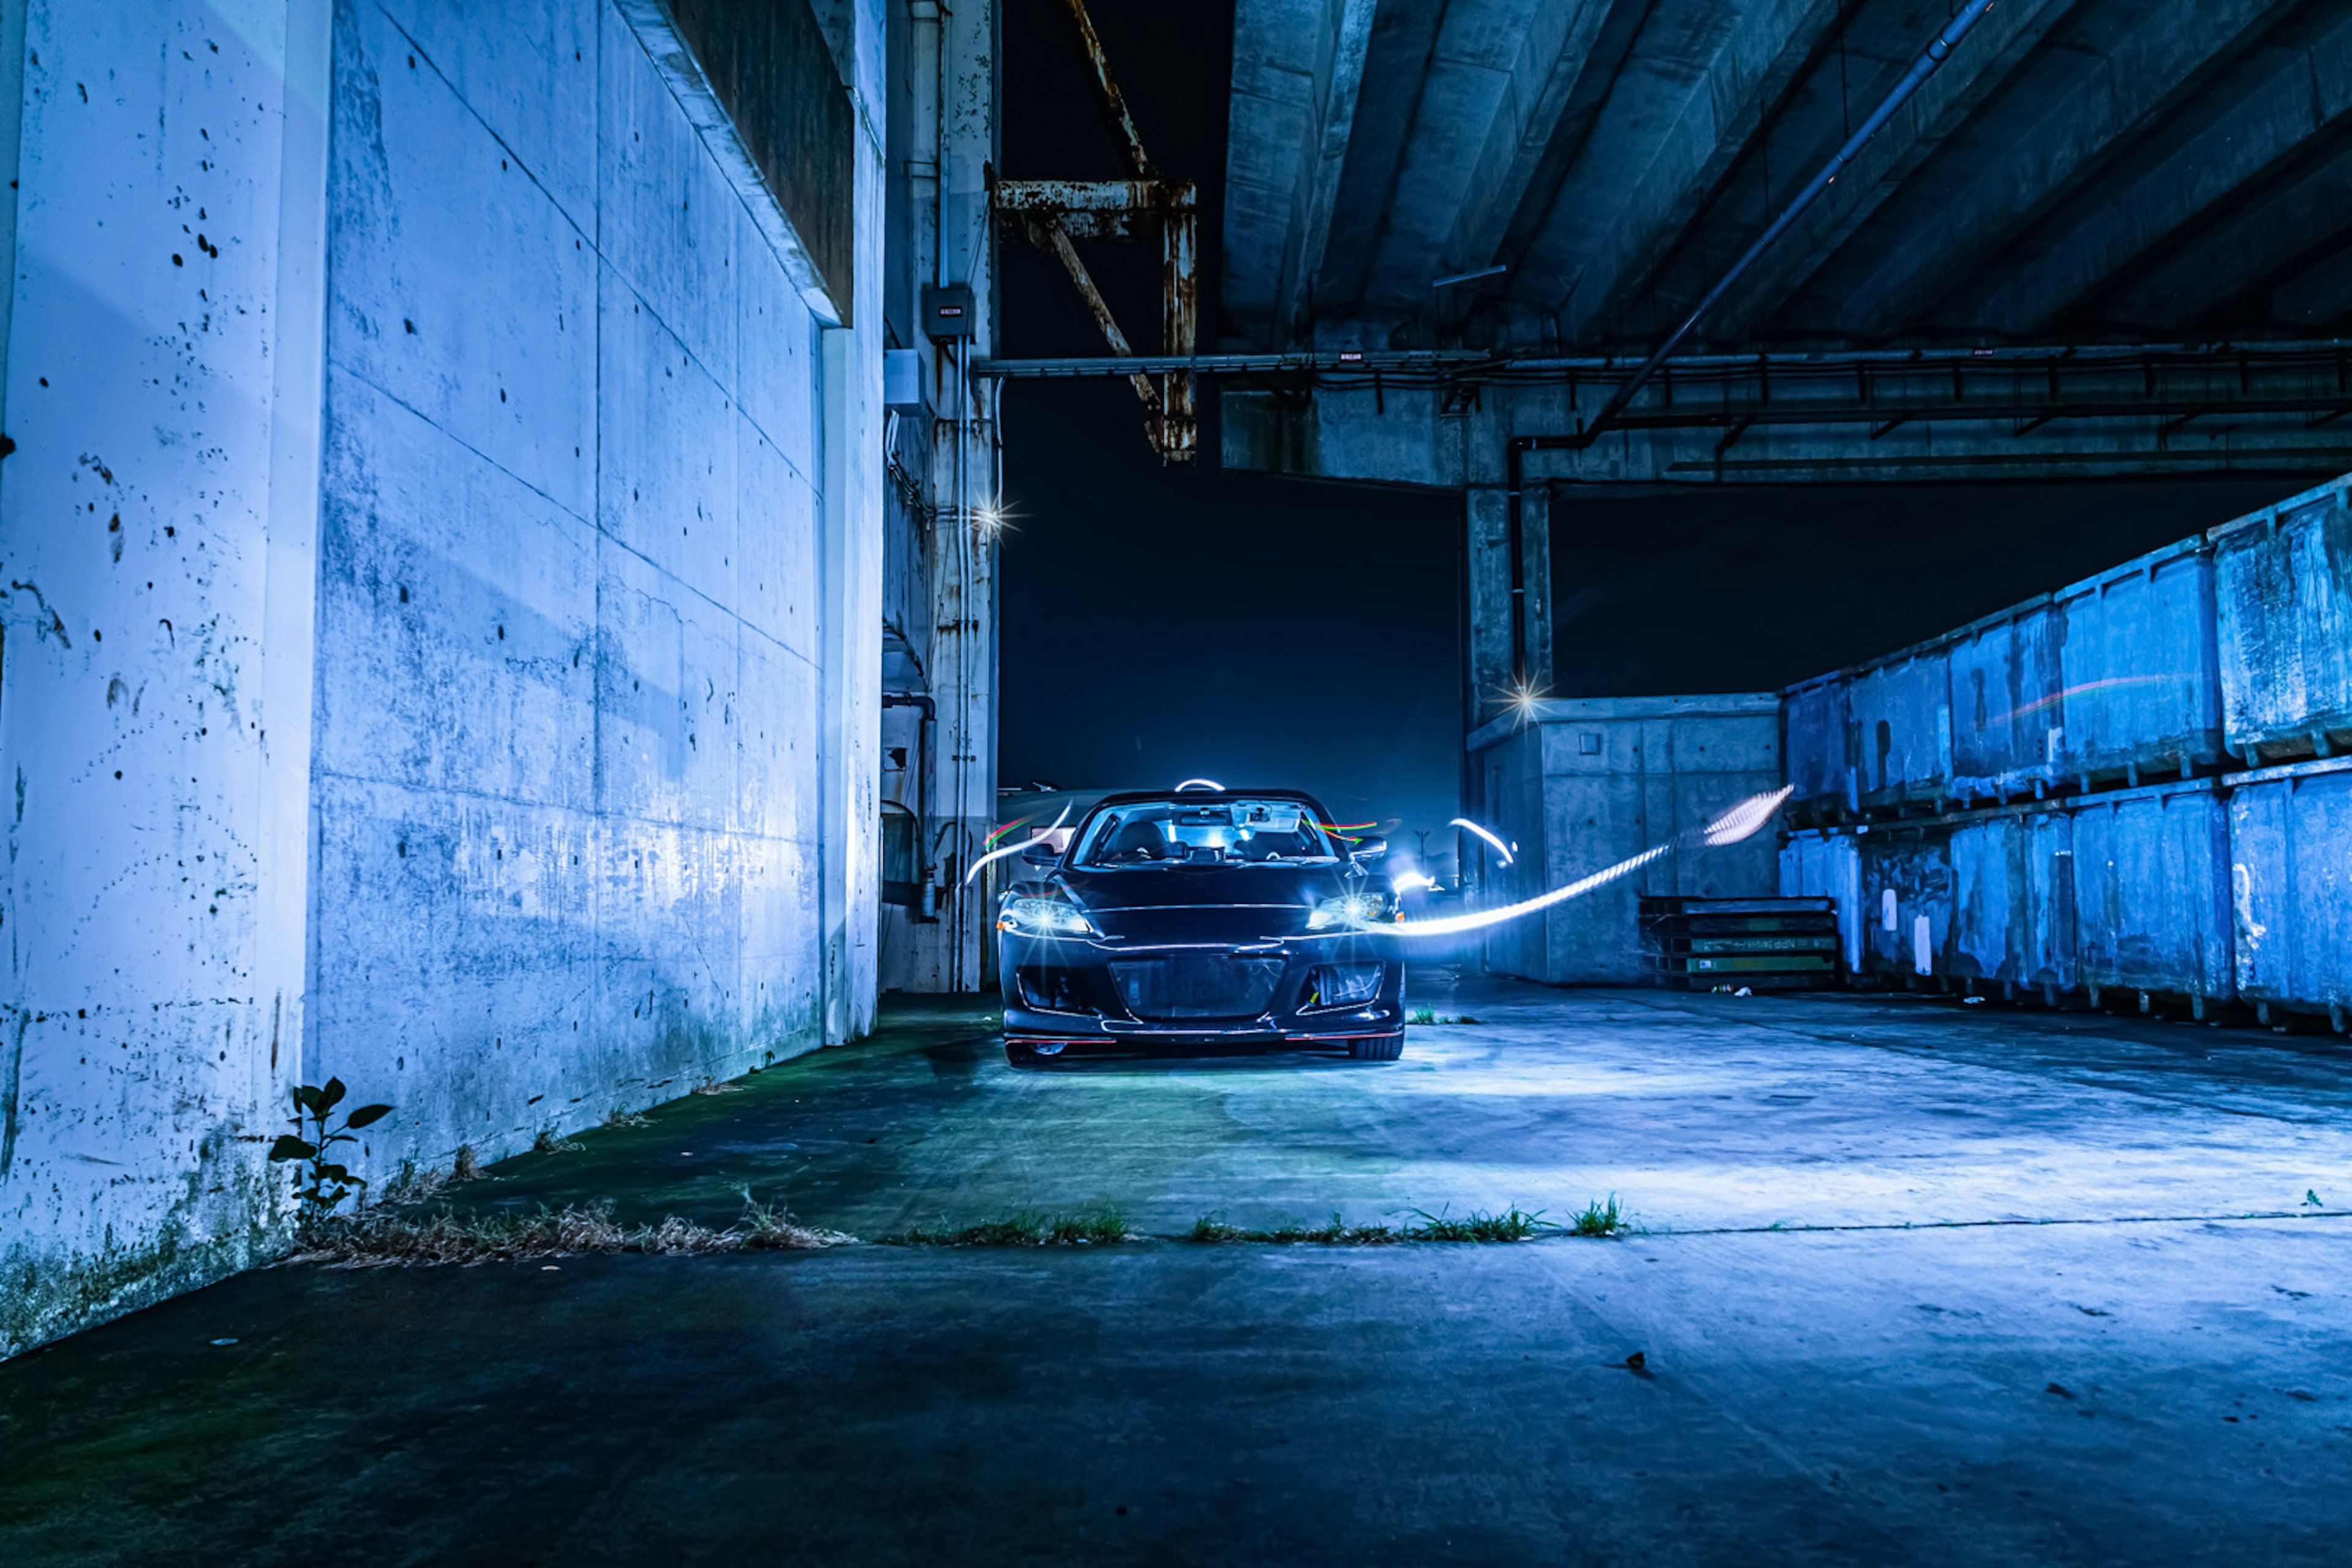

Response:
(994, 0), (2307, 869)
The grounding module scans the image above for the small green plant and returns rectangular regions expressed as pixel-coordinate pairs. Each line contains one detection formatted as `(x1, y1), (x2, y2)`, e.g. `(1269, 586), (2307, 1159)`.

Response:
(1408, 1006), (1438, 1027)
(531, 1126), (584, 1155)
(1407, 1206), (1553, 1242)
(1570, 1195), (1627, 1237)
(451, 1144), (484, 1183)
(604, 1109), (652, 1129)
(268, 1078), (391, 1225)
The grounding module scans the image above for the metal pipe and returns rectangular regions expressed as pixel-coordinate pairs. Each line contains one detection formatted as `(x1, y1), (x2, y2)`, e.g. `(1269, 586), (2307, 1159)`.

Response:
(1577, 0), (2000, 447)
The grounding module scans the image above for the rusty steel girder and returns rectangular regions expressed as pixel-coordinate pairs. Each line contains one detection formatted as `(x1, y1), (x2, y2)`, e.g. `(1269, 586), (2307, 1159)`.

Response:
(990, 0), (1197, 462)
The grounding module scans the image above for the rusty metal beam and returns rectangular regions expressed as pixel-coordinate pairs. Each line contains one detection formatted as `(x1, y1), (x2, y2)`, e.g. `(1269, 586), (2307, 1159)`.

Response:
(1028, 216), (1161, 418)
(1059, 0), (1156, 181)
(1160, 181), (1198, 462)
(993, 178), (1174, 213)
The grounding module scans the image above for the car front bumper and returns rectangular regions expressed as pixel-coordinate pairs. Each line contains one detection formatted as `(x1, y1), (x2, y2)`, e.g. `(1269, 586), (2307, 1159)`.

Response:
(997, 932), (1406, 1047)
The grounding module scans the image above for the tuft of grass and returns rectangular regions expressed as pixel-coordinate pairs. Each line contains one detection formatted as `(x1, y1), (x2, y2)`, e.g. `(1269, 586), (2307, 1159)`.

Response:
(531, 1127), (584, 1155)
(889, 1208), (1133, 1247)
(1406, 1206), (1554, 1243)
(1188, 1211), (1400, 1245)
(603, 1109), (652, 1129)
(691, 1080), (745, 1096)
(1570, 1194), (1629, 1237)
(1408, 1006), (1438, 1027)
(287, 1195), (853, 1266)
(450, 1144), (484, 1183)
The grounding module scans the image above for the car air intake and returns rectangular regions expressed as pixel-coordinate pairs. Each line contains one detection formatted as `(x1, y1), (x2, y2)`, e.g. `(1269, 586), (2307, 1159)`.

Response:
(1306, 962), (1383, 1008)
(1109, 956), (1284, 1020)
(1017, 967), (1092, 1013)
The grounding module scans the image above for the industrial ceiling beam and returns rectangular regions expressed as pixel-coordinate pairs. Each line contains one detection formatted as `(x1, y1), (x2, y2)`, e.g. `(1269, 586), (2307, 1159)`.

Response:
(992, 3), (1199, 461)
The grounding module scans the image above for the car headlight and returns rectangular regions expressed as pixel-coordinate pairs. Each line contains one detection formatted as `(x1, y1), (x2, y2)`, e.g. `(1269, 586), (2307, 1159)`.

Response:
(998, 895), (1102, 938)
(1306, 891), (1392, 930)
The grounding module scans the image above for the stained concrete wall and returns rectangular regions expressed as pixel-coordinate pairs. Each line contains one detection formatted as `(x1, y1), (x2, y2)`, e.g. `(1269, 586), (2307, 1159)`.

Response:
(304, 0), (843, 1173)
(0, 0), (334, 1356)
(1, 0), (903, 1358)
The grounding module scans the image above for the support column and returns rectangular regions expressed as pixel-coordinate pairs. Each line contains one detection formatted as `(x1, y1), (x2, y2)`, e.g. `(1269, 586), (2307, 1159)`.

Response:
(820, 2), (888, 1044)
(1465, 486), (1515, 721)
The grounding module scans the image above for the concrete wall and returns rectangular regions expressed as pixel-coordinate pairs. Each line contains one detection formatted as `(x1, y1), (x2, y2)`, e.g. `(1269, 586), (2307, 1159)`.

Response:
(304, 0), (843, 1174)
(0, 0), (334, 1356)
(0, 0), (910, 1358)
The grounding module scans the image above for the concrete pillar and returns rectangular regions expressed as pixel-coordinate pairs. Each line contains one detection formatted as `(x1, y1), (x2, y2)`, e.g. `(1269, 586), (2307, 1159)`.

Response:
(0, 0), (334, 1357)
(821, 0), (889, 1044)
(1465, 479), (1555, 729)
(907, 0), (997, 993)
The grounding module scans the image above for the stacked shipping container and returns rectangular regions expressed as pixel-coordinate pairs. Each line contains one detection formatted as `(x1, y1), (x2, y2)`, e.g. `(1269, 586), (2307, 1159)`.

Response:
(1779, 473), (2351, 1030)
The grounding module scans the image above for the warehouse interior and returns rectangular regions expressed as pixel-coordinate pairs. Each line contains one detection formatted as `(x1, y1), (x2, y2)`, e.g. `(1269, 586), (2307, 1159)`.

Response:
(5, 2), (2352, 1562)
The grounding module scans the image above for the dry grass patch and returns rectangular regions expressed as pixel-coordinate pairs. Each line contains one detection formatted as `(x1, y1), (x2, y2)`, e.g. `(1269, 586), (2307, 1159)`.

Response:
(290, 1194), (853, 1266)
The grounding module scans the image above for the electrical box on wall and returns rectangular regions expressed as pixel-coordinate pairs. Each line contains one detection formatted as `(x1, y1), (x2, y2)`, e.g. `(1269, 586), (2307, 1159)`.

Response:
(922, 284), (975, 341)
(883, 349), (927, 413)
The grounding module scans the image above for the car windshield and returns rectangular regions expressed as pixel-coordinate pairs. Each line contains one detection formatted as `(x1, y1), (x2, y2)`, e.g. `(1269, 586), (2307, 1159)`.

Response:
(1070, 797), (1341, 868)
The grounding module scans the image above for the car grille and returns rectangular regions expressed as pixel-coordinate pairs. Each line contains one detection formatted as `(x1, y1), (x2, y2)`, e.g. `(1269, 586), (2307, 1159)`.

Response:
(1109, 954), (1284, 1020)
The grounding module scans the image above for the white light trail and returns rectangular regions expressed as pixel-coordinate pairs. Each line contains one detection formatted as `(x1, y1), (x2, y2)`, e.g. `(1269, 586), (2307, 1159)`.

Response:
(963, 802), (1074, 885)
(1449, 818), (1514, 867)
(1391, 870), (1439, 894)
(1378, 788), (1793, 938)
(1175, 777), (1225, 792)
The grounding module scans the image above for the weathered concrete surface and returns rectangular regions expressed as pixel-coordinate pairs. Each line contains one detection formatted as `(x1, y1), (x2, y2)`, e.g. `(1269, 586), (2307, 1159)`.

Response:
(0, 0), (334, 1362)
(3, 980), (2346, 1564)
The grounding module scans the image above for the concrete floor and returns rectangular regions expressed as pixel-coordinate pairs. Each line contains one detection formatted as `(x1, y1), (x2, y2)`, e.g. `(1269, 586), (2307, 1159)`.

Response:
(4, 978), (2350, 1564)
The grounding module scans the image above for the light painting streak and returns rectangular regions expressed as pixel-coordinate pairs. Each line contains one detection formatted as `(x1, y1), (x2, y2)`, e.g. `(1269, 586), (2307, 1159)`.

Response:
(1450, 818), (1515, 867)
(1175, 777), (1226, 792)
(983, 815), (1036, 850)
(963, 803), (1073, 885)
(1379, 789), (1793, 938)
(1994, 675), (2172, 725)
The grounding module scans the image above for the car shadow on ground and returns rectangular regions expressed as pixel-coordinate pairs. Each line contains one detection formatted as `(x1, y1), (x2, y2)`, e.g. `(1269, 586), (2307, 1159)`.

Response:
(1002, 1040), (1398, 1074)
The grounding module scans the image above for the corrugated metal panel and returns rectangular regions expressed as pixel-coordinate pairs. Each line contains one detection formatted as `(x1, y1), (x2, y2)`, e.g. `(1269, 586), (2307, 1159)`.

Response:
(1779, 829), (1862, 973)
(2051, 535), (2223, 785)
(1948, 596), (2062, 804)
(1858, 827), (1951, 982)
(2071, 778), (2233, 1004)
(2212, 474), (2352, 764)
(1950, 807), (2075, 997)
(1849, 643), (1953, 810)
(1782, 672), (1852, 818)
(2225, 755), (2352, 1028)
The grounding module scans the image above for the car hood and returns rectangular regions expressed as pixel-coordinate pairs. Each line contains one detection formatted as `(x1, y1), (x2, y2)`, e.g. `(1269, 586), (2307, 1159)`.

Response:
(1050, 863), (1366, 943)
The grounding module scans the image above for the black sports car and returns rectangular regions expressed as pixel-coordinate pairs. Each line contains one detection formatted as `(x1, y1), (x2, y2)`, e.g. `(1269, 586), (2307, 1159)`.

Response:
(995, 788), (1406, 1065)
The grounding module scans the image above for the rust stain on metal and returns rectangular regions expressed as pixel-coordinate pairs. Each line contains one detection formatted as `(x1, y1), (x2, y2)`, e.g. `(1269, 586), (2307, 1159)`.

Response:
(1060, 0), (1155, 181)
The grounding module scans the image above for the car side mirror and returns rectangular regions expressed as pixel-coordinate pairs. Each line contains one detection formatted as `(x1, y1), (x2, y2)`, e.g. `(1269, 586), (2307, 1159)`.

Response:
(1021, 839), (1062, 866)
(1348, 837), (1388, 862)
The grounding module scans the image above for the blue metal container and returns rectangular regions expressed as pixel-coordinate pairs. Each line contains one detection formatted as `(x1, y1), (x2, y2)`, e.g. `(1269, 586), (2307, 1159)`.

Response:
(1849, 641), (1953, 811)
(2070, 777), (2233, 1009)
(1950, 806), (2075, 1000)
(1857, 825), (1950, 984)
(1947, 595), (2062, 805)
(1779, 828), (1862, 973)
(2211, 475), (2352, 764)
(2225, 755), (2352, 1031)
(2050, 534), (2223, 786)
(1782, 671), (1852, 820)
